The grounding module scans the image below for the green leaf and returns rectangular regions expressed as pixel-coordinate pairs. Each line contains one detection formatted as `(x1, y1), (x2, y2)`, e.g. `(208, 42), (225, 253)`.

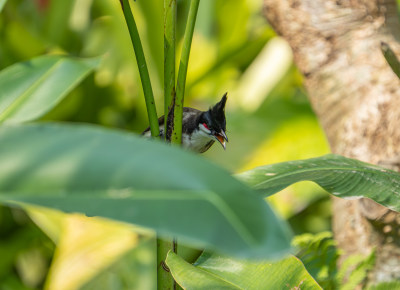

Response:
(82, 237), (156, 290)
(381, 42), (400, 79)
(0, 123), (292, 259)
(337, 251), (375, 290)
(43, 213), (142, 290)
(0, 55), (98, 124)
(0, 0), (7, 13)
(293, 232), (339, 289)
(237, 154), (400, 211)
(368, 281), (400, 290)
(166, 251), (321, 290)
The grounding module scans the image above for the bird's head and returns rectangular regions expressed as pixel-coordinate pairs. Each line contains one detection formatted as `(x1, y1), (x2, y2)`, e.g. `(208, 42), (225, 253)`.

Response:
(198, 93), (228, 149)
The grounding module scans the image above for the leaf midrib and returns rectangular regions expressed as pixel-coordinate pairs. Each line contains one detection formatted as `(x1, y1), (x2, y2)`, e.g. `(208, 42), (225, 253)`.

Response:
(0, 189), (260, 247)
(194, 266), (244, 289)
(249, 166), (400, 189)
(167, 253), (243, 290)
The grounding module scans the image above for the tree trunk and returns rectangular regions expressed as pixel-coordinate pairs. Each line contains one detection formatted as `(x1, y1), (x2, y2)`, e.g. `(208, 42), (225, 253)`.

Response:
(263, 0), (400, 284)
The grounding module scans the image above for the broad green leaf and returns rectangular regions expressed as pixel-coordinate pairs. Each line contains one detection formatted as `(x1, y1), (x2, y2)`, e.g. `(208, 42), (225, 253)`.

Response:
(0, 123), (292, 259)
(166, 251), (321, 290)
(238, 154), (400, 211)
(0, 55), (98, 124)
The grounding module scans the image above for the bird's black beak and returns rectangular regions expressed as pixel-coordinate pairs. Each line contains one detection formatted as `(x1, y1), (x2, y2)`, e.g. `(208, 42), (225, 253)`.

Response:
(214, 130), (228, 150)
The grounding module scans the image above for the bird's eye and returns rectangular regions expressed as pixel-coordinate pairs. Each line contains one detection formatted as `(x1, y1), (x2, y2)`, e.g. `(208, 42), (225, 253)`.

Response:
(202, 123), (210, 130)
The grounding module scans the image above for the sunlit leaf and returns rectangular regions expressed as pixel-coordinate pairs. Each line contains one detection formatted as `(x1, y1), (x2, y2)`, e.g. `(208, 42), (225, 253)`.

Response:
(0, 55), (98, 124)
(82, 237), (156, 290)
(27, 207), (154, 290)
(0, 123), (292, 259)
(44, 214), (139, 290)
(25, 206), (65, 243)
(166, 251), (321, 290)
(238, 154), (400, 212)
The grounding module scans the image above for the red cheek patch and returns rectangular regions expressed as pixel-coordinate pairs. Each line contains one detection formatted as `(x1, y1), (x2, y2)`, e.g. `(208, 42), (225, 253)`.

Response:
(203, 123), (210, 130)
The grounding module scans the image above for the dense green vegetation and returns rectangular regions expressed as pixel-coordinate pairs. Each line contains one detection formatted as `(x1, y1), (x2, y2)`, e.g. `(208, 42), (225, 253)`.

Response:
(1, 1), (400, 289)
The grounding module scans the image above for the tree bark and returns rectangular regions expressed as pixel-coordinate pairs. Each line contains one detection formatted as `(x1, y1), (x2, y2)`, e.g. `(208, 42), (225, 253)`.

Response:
(263, 0), (400, 284)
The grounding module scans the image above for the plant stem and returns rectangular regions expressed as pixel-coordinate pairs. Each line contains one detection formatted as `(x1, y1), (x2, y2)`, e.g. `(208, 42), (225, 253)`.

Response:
(164, 0), (177, 140)
(157, 1), (178, 289)
(171, 0), (200, 145)
(157, 238), (177, 289)
(120, 0), (160, 138)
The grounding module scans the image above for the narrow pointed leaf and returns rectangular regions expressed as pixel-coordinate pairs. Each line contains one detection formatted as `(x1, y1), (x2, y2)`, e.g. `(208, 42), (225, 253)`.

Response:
(237, 154), (400, 211)
(0, 123), (291, 259)
(166, 251), (321, 290)
(0, 55), (98, 124)
(381, 42), (400, 79)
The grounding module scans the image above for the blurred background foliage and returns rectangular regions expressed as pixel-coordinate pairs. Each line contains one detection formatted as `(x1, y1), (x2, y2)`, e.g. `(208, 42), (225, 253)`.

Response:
(0, 0), (332, 288)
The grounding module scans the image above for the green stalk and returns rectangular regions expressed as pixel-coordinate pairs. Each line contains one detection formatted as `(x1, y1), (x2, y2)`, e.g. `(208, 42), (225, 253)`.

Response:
(157, 238), (177, 290)
(157, 1), (178, 289)
(164, 0), (177, 140)
(171, 0), (200, 145)
(120, 0), (160, 138)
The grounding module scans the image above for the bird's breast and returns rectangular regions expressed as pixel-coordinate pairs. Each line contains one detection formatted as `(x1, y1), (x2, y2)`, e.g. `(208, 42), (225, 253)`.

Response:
(182, 129), (215, 153)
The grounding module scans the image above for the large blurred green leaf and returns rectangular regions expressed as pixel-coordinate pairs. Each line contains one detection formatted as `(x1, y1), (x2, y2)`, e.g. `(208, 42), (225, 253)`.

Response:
(0, 55), (98, 124)
(238, 154), (400, 211)
(166, 251), (321, 289)
(0, 123), (291, 259)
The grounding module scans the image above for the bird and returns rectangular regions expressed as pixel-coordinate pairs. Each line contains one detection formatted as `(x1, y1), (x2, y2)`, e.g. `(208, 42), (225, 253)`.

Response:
(142, 93), (228, 153)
